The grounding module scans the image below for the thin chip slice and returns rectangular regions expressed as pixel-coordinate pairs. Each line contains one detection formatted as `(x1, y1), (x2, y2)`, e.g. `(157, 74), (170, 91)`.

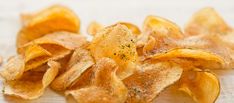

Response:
(18, 31), (87, 54)
(123, 61), (183, 103)
(150, 48), (224, 65)
(143, 15), (183, 39)
(178, 69), (220, 103)
(87, 21), (104, 36)
(118, 22), (141, 35)
(24, 44), (52, 63)
(20, 13), (34, 27)
(25, 45), (70, 71)
(0, 55), (24, 80)
(185, 7), (231, 36)
(17, 5), (80, 47)
(3, 61), (60, 100)
(65, 58), (128, 103)
(89, 24), (138, 79)
(51, 48), (94, 91)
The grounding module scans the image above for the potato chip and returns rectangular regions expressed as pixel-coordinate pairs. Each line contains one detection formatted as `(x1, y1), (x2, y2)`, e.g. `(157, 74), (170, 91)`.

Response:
(123, 61), (183, 103)
(89, 24), (138, 79)
(185, 7), (231, 36)
(16, 5), (80, 47)
(0, 55), (24, 80)
(2, 61), (60, 99)
(18, 31), (87, 54)
(51, 48), (94, 91)
(66, 58), (128, 103)
(87, 21), (141, 37)
(118, 22), (141, 35)
(178, 69), (220, 103)
(143, 15), (183, 39)
(87, 21), (104, 36)
(150, 48), (224, 65)
(20, 13), (34, 27)
(25, 45), (70, 71)
(24, 44), (52, 63)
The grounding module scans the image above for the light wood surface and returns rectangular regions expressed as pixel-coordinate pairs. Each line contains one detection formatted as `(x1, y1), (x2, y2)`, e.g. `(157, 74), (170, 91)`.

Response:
(0, 0), (233, 103)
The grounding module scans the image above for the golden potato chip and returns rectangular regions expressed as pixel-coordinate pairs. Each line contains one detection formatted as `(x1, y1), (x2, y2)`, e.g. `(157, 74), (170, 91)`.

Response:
(3, 61), (60, 99)
(150, 48), (224, 65)
(0, 55), (24, 80)
(143, 15), (183, 39)
(87, 21), (140, 36)
(51, 48), (94, 91)
(25, 45), (70, 71)
(178, 35), (234, 69)
(118, 22), (141, 35)
(18, 31), (87, 54)
(185, 7), (231, 36)
(123, 61), (183, 103)
(66, 58), (128, 103)
(178, 69), (220, 103)
(16, 5), (80, 47)
(89, 24), (138, 79)
(24, 44), (52, 63)
(87, 21), (104, 36)
(20, 13), (34, 27)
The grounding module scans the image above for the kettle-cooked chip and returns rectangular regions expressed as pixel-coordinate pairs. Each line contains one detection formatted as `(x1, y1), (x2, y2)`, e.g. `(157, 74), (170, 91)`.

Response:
(18, 31), (87, 54)
(123, 61), (182, 103)
(24, 45), (70, 71)
(66, 58), (128, 103)
(0, 55), (24, 80)
(51, 48), (94, 91)
(89, 24), (138, 79)
(143, 15), (183, 39)
(150, 48), (224, 66)
(178, 69), (220, 103)
(2, 61), (60, 100)
(87, 21), (104, 36)
(185, 7), (231, 36)
(118, 22), (141, 35)
(87, 21), (141, 36)
(16, 5), (80, 47)
(24, 44), (52, 63)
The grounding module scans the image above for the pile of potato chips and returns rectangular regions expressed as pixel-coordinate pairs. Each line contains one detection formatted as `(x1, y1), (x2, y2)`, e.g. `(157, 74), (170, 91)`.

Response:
(0, 5), (234, 103)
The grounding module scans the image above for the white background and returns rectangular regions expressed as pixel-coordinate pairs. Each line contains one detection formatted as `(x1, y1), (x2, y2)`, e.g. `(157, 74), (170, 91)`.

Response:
(0, 0), (234, 103)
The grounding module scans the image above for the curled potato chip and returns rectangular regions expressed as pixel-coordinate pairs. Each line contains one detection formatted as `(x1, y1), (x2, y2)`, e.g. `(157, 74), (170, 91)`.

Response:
(185, 7), (231, 36)
(178, 69), (220, 103)
(18, 31), (87, 54)
(0, 55), (24, 80)
(3, 61), (60, 99)
(25, 45), (70, 71)
(87, 21), (104, 36)
(150, 48), (224, 65)
(89, 24), (138, 79)
(24, 44), (52, 63)
(123, 61), (183, 103)
(143, 15), (183, 39)
(118, 22), (141, 35)
(51, 48), (94, 91)
(17, 5), (80, 47)
(87, 21), (141, 36)
(20, 13), (34, 27)
(66, 58), (128, 103)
